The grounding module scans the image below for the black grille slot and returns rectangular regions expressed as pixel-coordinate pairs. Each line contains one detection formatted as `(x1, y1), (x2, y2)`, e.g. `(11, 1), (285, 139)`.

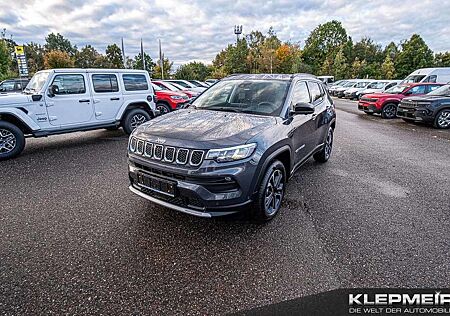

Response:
(164, 147), (175, 162)
(136, 140), (144, 154)
(190, 150), (204, 166)
(176, 149), (189, 164)
(154, 145), (163, 160)
(144, 142), (153, 157)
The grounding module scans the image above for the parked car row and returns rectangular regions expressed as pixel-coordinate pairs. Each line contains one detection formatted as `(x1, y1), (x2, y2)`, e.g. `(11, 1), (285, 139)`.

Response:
(329, 79), (400, 100)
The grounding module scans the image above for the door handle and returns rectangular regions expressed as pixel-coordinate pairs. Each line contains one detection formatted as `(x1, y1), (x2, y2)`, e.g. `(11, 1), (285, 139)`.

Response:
(79, 99), (90, 103)
(110, 97), (120, 101)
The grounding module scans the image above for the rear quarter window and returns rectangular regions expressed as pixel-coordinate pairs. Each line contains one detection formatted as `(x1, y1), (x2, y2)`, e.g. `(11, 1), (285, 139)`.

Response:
(123, 74), (149, 91)
(92, 74), (119, 93)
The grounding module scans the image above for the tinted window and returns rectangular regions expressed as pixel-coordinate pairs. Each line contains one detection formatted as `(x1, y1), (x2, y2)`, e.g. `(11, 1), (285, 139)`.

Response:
(408, 85), (427, 95)
(52, 75), (86, 94)
(307, 82), (322, 103)
(0, 81), (15, 92)
(123, 74), (148, 91)
(424, 75), (437, 83)
(292, 81), (311, 104)
(428, 85), (441, 92)
(92, 74), (119, 93)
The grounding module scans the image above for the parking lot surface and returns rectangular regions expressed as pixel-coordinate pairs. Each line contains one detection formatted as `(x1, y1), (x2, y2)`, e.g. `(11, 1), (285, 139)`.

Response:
(1, 99), (449, 315)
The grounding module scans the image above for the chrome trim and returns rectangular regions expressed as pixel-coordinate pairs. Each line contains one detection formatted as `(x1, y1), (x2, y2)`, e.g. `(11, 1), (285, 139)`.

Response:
(136, 139), (144, 154)
(144, 142), (153, 157)
(129, 137), (137, 152)
(129, 185), (212, 218)
(189, 150), (204, 166)
(164, 146), (175, 162)
(154, 144), (163, 160)
(176, 148), (189, 164)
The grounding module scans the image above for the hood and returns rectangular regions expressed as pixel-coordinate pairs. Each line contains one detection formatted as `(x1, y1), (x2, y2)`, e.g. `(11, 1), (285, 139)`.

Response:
(136, 109), (276, 148)
(0, 93), (32, 106)
(155, 90), (187, 98)
(403, 95), (449, 102)
(345, 87), (362, 93)
(361, 88), (382, 94)
(363, 92), (402, 99)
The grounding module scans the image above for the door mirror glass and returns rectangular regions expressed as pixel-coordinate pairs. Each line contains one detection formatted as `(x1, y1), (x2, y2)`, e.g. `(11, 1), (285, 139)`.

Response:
(293, 102), (315, 115)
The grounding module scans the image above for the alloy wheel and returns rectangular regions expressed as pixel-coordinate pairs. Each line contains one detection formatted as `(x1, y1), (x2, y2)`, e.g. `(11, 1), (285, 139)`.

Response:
(0, 128), (16, 154)
(383, 104), (396, 119)
(264, 169), (284, 216)
(325, 128), (333, 159)
(130, 114), (148, 130)
(437, 110), (450, 128)
(156, 105), (169, 115)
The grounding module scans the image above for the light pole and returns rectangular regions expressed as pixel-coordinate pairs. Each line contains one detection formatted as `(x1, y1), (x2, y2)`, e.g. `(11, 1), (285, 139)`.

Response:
(234, 25), (242, 43)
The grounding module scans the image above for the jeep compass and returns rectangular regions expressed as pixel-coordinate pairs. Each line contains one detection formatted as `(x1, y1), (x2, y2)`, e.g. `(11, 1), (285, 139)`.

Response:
(128, 74), (336, 220)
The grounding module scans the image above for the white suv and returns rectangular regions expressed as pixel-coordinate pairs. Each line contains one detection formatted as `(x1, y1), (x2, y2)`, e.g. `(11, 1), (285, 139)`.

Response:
(0, 68), (157, 160)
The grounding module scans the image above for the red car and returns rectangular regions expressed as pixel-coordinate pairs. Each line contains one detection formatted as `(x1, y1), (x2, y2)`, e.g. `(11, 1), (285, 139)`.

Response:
(151, 83), (190, 114)
(152, 80), (199, 100)
(358, 82), (444, 119)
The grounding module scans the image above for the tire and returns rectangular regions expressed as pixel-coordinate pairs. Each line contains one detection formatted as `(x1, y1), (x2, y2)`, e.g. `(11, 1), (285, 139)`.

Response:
(252, 160), (286, 221)
(122, 109), (151, 135)
(0, 121), (25, 161)
(313, 127), (334, 163)
(433, 109), (450, 129)
(381, 103), (397, 119)
(156, 102), (171, 115)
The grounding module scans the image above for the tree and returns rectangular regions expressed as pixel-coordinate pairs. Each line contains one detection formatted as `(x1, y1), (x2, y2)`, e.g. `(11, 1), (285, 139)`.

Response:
(174, 62), (211, 80)
(275, 43), (301, 73)
(333, 47), (348, 80)
(384, 42), (399, 61)
(44, 33), (77, 56)
(434, 52), (450, 67)
(25, 42), (44, 75)
(0, 40), (13, 80)
(75, 45), (100, 68)
(105, 44), (124, 68)
(133, 52), (155, 74)
(302, 20), (349, 73)
(43, 50), (74, 69)
(351, 57), (367, 78)
(381, 55), (396, 79)
(153, 57), (173, 79)
(353, 37), (383, 64)
(224, 39), (250, 74)
(395, 34), (434, 78)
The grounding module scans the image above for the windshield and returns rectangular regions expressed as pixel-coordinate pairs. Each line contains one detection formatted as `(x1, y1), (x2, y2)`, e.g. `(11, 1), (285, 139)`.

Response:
(169, 80), (192, 88)
(25, 72), (49, 93)
(151, 83), (162, 91)
(403, 75), (426, 83)
(355, 82), (370, 88)
(367, 82), (386, 89)
(167, 82), (186, 90)
(343, 81), (356, 87)
(385, 84), (408, 94)
(192, 79), (290, 117)
(427, 84), (450, 96)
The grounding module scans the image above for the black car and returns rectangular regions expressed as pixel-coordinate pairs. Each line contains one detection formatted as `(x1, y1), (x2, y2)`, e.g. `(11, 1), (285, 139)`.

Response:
(397, 84), (450, 129)
(127, 74), (336, 221)
(0, 78), (29, 93)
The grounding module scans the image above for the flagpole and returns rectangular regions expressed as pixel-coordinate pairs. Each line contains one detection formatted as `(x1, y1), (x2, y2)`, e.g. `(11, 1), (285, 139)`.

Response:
(121, 37), (126, 68)
(159, 39), (164, 79)
(141, 38), (146, 70)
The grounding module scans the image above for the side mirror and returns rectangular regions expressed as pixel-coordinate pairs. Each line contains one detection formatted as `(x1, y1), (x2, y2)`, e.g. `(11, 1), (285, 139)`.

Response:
(48, 85), (59, 97)
(292, 102), (315, 115)
(403, 90), (412, 96)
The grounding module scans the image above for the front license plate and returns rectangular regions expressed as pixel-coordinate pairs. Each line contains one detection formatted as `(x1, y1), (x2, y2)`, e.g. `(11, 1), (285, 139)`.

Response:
(137, 173), (176, 197)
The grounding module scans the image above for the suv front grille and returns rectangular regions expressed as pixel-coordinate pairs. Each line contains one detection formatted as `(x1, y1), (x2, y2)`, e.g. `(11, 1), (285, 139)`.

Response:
(129, 137), (205, 167)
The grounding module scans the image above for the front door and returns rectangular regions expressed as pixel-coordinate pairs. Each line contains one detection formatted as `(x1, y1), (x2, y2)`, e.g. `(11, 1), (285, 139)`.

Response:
(46, 73), (94, 126)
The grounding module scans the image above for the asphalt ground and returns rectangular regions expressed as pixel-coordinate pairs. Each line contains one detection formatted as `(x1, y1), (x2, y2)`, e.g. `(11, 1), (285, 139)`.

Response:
(1, 99), (449, 315)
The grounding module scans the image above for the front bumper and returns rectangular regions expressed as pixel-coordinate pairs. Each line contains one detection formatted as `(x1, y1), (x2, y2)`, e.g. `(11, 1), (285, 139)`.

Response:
(128, 155), (257, 217)
(358, 101), (380, 113)
(396, 106), (434, 123)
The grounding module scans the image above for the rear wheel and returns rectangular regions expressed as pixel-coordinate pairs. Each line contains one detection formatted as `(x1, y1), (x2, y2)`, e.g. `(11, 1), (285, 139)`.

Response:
(381, 103), (397, 119)
(313, 127), (334, 163)
(252, 160), (286, 221)
(434, 109), (450, 129)
(156, 102), (171, 115)
(0, 121), (25, 160)
(122, 109), (151, 135)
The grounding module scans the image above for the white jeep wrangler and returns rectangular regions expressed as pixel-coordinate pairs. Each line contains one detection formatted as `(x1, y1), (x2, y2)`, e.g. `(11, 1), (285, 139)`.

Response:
(0, 68), (157, 160)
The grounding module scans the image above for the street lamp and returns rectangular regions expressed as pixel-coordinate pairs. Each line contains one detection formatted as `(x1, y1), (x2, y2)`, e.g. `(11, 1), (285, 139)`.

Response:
(234, 25), (242, 43)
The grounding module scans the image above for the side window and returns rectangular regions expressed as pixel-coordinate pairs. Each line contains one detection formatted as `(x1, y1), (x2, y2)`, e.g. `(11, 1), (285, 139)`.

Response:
(307, 81), (322, 103)
(52, 74), (86, 94)
(408, 85), (427, 95)
(0, 81), (15, 92)
(385, 82), (396, 90)
(292, 81), (311, 105)
(428, 85), (441, 93)
(424, 75), (437, 83)
(92, 74), (119, 93)
(123, 74), (148, 91)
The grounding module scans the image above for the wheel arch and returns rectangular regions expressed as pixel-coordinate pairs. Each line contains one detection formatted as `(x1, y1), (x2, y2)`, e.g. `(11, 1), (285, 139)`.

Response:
(117, 100), (155, 121)
(0, 111), (36, 135)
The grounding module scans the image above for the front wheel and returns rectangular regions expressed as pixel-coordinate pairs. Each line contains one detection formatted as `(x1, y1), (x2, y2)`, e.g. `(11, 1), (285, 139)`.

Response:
(122, 109), (151, 135)
(313, 127), (334, 163)
(156, 103), (171, 115)
(434, 109), (450, 129)
(381, 103), (397, 119)
(252, 160), (286, 221)
(0, 121), (26, 161)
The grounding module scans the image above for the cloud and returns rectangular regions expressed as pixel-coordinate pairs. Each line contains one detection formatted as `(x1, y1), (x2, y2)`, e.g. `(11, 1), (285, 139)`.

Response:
(1, 0), (449, 69)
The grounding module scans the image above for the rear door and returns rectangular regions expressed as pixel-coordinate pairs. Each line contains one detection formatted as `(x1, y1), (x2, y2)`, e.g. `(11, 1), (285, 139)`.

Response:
(90, 73), (123, 122)
(307, 81), (329, 146)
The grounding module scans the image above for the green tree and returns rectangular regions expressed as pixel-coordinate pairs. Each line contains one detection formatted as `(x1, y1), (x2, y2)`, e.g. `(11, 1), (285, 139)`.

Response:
(384, 41), (399, 61)
(75, 45), (100, 68)
(44, 33), (77, 56)
(224, 39), (250, 74)
(381, 55), (396, 79)
(105, 44), (124, 68)
(133, 52), (155, 73)
(395, 34), (433, 78)
(0, 39), (14, 80)
(351, 57), (367, 78)
(175, 62), (211, 81)
(332, 47), (348, 80)
(302, 20), (349, 73)
(353, 37), (383, 64)
(434, 52), (450, 67)
(24, 42), (44, 75)
(153, 57), (173, 79)
(44, 50), (74, 69)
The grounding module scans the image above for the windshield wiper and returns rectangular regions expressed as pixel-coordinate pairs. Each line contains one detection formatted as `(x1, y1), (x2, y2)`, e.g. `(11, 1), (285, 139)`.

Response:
(204, 107), (242, 113)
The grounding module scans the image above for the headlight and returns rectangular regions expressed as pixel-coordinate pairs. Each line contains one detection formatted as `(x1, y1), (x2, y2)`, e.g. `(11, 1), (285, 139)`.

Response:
(170, 95), (183, 100)
(205, 143), (257, 162)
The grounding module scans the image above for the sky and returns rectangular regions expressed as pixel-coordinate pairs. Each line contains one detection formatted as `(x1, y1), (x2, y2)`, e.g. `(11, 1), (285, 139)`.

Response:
(1, 0), (449, 69)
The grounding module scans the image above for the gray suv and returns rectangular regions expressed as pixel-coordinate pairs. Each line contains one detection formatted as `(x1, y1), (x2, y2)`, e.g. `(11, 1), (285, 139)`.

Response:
(128, 74), (336, 221)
